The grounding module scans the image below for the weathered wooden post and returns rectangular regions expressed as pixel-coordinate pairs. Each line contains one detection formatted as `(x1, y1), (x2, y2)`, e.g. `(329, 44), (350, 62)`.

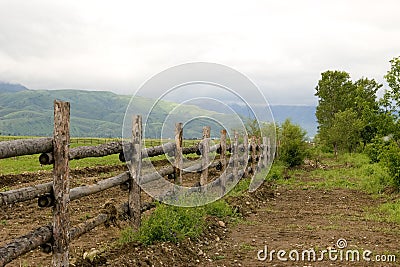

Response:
(243, 134), (249, 177)
(220, 129), (227, 195)
(250, 136), (256, 174)
(52, 100), (70, 267)
(129, 115), (142, 229)
(262, 137), (268, 168)
(200, 126), (210, 186)
(174, 123), (183, 185)
(232, 131), (239, 180)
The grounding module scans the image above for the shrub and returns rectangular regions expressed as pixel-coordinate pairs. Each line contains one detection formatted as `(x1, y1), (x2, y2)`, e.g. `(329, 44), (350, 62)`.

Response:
(364, 137), (391, 163)
(120, 204), (206, 245)
(279, 119), (308, 167)
(380, 141), (400, 190)
(120, 199), (236, 245)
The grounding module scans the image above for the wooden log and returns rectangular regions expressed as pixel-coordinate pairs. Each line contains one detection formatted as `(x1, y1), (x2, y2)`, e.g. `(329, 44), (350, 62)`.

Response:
(38, 193), (55, 208)
(128, 115), (142, 229)
(69, 172), (130, 201)
(182, 144), (199, 155)
(220, 129), (227, 195)
(0, 157), (221, 208)
(141, 142), (175, 158)
(0, 224), (53, 266)
(69, 212), (113, 240)
(118, 142), (197, 163)
(174, 123), (183, 185)
(40, 141), (123, 164)
(40, 141), (181, 165)
(200, 126), (210, 186)
(52, 100), (70, 267)
(0, 207), (117, 266)
(0, 137), (53, 159)
(0, 182), (53, 206)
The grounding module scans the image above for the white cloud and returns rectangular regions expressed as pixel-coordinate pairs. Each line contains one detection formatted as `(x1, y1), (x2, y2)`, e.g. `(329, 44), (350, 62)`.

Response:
(0, 0), (399, 104)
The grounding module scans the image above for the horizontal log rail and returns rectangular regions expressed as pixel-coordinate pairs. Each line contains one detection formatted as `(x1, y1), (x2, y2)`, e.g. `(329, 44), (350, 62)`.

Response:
(0, 182), (53, 206)
(0, 199), (161, 266)
(0, 159), (223, 207)
(0, 137), (53, 159)
(40, 141), (201, 165)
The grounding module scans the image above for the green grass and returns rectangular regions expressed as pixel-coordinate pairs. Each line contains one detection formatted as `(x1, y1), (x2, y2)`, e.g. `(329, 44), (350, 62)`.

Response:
(119, 199), (237, 245)
(268, 152), (400, 227)
(366, 199), (400, 224)
(274, 153), (395, 194)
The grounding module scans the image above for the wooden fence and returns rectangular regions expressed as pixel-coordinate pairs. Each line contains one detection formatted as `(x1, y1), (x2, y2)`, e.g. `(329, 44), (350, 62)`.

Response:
(0, 100), (270, 266)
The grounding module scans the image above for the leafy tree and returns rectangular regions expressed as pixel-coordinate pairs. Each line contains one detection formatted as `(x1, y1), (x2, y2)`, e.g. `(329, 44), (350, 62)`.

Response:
(382, 56), (400, 140)
(315, 71), (355, 150)
(279, 119), (308, 167)
(384, 56), (400, 111)
(353, 78), (382, 146)
(315, 71), (381, 154)
(381, 140), (400, 190)
(328, 109), (364, 155)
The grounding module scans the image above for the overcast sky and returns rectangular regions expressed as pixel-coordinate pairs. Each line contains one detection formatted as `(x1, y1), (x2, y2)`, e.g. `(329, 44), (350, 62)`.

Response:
(0, 0), (399, 105)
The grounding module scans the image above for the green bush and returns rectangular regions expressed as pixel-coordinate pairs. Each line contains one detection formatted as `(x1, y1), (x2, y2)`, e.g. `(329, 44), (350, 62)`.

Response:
(120, 204), (206, 245)
(364, 137), (391, 163)
(279, 119), (308, 167)
(204, 200), (233, 218)
(380, 141), (400, 189)
(120, 199), (236, 245)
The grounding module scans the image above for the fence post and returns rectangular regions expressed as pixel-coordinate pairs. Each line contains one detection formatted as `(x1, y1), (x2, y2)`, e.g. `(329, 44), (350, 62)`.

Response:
(52, 100), (70, 267)
(262, 137), (268, 168)
(220, 129), (227, 195)
(243, 134), (249, 177)
(250, 136), (256, 174)
(129, 115), (142, 229)
(232, 131), (239, 180)
(200, 126), (210, 186)
(174, 123), (183, 185)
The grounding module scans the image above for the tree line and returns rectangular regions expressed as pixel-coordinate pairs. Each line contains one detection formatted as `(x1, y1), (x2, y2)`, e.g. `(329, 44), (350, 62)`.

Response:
(315, 56), (400, 188)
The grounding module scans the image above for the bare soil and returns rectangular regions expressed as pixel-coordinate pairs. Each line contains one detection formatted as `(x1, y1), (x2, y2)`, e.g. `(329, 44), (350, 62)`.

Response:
(1, 162), (400, 267)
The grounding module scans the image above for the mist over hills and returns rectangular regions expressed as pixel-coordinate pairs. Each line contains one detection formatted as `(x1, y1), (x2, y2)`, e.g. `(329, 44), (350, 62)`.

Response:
(0, 82), (318, 138)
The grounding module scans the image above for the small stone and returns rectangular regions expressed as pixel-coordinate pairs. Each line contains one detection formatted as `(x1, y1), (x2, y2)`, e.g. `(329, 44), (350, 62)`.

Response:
(198, 249), (204, 256)
(245, 201), (250, 205)
(218, 220), (226, 228)
(215, 236), (220, 242)
(83, 249), (100, 262)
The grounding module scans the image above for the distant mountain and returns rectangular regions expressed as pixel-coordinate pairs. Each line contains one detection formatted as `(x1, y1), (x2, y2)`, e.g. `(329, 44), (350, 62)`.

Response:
(0, 89), (238, 138)
(270, 105), (317, 137)
(0, 81), (28, 93)
(0, 87), (318, 138)
(185, 100), (317, 137)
